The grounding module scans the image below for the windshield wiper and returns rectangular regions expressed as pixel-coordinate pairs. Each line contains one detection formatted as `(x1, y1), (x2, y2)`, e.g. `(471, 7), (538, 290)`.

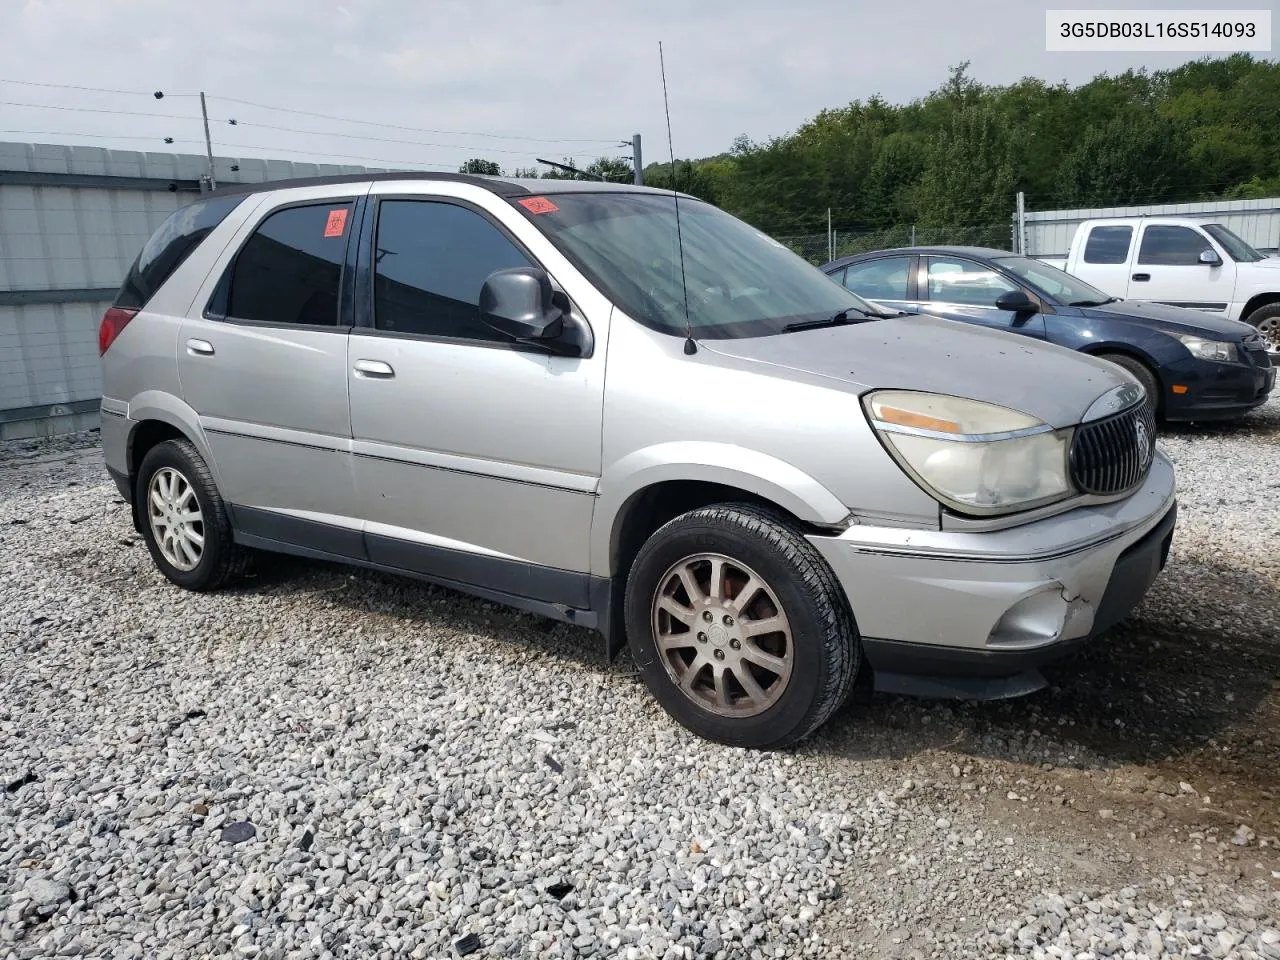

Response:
(1068, 297), (1118, 307)
(782, 306), (875, 332)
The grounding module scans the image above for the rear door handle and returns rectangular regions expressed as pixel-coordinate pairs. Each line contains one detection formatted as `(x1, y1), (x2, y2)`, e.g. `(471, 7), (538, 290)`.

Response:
(353, 359), (395, 379)
(1131, 273), (1150, 282)
(186, 338), (215, 356)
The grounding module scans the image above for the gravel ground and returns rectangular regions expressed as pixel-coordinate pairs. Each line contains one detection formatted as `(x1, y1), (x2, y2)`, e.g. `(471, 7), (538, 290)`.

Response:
(1, 401), (1278, 960)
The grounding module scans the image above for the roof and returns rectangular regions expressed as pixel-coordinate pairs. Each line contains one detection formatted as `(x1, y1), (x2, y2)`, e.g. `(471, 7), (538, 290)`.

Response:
(213, 171), (692, 200)
(824, 245), (1016, 269)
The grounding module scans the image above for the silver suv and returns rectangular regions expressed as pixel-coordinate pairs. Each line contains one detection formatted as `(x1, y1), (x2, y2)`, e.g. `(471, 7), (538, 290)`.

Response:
(100, 174), (1177, 748)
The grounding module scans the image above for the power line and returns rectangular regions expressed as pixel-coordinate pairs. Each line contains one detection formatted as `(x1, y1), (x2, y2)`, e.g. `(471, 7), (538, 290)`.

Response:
(0, 78), (197, 97)
(209, 94), (620, 144)
(0, 100), (193, 121)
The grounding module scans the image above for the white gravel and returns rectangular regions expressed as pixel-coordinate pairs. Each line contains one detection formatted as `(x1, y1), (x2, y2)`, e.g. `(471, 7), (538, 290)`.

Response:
(2, 402), (1278, 959)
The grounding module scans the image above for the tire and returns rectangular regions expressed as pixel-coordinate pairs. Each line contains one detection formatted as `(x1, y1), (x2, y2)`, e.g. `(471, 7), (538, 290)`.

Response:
(135, 438), (251, 591)
(624, 503), (859, 749)
(1100, 353), (1161, 416)
(1244, 302), (1280, 355)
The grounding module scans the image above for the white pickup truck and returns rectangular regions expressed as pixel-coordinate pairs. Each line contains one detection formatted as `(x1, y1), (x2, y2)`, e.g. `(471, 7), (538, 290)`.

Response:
(1040, 217), (1280, 353)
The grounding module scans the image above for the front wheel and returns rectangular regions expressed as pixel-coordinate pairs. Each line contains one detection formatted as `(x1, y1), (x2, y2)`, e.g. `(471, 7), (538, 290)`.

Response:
(1100, 353), (1161, 417)
(624, 503), (859, 749)
(1244, 302), (1280, 355)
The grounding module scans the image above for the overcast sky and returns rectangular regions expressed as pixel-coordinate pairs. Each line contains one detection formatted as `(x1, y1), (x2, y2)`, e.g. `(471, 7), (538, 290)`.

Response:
(0, 0), (1270, 175)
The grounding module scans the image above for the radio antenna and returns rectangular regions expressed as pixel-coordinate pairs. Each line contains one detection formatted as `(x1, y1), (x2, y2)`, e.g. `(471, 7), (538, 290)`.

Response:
(659, 41), (696, 356)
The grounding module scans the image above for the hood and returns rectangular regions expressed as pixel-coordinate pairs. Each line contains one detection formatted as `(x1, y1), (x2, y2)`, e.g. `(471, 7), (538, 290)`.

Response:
(1083, 299), (1256, 339)
(1244, 256), (1280, 272)
(700, 314), (1131, 430)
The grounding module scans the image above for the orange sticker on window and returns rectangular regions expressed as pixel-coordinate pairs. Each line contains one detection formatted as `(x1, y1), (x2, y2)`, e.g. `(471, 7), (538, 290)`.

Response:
(323, 208), (349, 238)
(518, 196), (560, 215)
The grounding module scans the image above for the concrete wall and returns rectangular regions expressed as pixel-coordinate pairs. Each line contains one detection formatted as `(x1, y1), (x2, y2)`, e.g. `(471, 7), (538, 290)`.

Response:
(0, 141), (383, 440)
(1024, 196), (1280, 259)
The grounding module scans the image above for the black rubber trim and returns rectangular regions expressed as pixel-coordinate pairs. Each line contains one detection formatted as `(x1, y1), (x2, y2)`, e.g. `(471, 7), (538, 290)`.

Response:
(233, 531), (599, 631)
(234, 505), (368, 560)
(366, 533), (589, 609)
(106, 465), (130, 502)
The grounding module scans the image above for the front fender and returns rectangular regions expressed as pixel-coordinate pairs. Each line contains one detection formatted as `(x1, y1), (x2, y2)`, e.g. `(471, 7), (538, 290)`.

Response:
(590, 441), (852, 577)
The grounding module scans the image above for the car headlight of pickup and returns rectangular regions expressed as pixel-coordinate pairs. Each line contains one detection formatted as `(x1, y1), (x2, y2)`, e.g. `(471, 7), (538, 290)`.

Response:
(1174, 334), (1238, 362)
(863, 391), (1073, 515)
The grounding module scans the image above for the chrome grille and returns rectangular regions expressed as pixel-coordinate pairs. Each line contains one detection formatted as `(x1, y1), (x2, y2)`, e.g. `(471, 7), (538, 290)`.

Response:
(1070, 400), (1157, 496)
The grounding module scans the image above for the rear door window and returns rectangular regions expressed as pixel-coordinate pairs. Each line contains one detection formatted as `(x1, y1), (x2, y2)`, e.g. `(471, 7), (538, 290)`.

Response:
(1082, 226), (1132, 265)
(227, 202), (354, 326)
(115, 195), (245, 309)
(1137, 226), (1212, 266)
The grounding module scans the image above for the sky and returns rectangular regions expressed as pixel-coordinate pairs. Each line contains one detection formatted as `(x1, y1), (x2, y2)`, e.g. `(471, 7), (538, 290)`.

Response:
(0, 0), (1271, 175)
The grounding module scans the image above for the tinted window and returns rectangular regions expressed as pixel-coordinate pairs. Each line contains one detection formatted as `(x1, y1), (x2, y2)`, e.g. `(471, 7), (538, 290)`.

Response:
(1082, 226), (1132, 265)
(925, 257), (1016, 307)
(116, 195), (245, 309)
(227, 203), (353, 326)
(843, 256), (912, 301)
(1202, 223), (1264, 262)
(374, 200), (533, 340)
(1137, 226), (1212, 266)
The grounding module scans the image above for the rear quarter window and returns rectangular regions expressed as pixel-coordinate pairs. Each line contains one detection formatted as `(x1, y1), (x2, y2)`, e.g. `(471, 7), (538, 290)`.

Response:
(115, 195), (245, 309)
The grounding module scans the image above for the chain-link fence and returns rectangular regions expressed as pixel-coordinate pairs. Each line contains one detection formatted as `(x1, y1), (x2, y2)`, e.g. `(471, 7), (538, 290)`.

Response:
(777, 223), (1018, 265)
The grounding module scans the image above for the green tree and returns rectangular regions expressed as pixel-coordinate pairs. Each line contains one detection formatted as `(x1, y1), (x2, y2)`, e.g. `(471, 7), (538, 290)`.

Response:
(915, 106), (1015, 244)
(459, 158), (502, 176)
(1057, 114), (1181, 207)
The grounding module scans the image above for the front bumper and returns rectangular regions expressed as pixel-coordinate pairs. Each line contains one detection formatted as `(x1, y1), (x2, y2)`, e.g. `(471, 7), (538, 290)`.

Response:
(1161, 354), (1273, 421)
(807, 452), (1177, 699)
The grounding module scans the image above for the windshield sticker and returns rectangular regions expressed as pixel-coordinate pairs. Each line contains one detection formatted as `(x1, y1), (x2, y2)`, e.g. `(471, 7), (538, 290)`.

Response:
(323, 208), (349, 238)
(518, 196), (560, 215)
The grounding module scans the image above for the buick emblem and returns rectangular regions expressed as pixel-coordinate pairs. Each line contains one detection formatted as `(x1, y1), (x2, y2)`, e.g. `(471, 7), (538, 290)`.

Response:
(1135, 419), (1151, 469)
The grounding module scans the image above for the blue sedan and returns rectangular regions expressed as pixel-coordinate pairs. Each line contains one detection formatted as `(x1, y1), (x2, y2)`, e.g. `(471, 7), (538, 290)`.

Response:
(822, 246), (1274, 421)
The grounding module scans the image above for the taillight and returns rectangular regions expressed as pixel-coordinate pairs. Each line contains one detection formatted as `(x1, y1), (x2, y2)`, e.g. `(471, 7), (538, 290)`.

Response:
(99, 306), (138, 355)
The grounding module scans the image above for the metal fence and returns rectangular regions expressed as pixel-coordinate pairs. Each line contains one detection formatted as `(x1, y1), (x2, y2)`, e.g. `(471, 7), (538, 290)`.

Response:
(1022, 196), (1280, 258)
(0, 141), (382, 441)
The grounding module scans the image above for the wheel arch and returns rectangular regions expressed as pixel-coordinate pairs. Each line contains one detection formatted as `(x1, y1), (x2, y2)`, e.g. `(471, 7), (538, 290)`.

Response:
(122, 394), (215, 531)
(1241, 291), (1280, 323)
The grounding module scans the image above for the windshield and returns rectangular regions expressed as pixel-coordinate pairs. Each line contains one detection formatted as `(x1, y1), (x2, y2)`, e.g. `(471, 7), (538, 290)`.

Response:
(995, 256), (1114, 305)
(513, 192), (881, 338)
(1202, 223), (1265, 262)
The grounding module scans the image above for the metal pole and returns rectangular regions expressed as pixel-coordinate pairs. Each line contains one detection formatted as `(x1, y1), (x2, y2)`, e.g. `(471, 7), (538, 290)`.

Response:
(910, 224), (916, 246)
(200, 92), (216, 191)
(827, 208), (832, 262)
(632, 134), (643, 185)
(1016, 191), (1026, 254)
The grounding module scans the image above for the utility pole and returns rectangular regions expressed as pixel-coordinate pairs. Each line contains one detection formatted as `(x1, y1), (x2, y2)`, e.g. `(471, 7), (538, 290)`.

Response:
(632, 133), (643, 185)
(1015, 191), (1026, 254)
(827, 208), (833, 262)
(199, 91), (216, 191)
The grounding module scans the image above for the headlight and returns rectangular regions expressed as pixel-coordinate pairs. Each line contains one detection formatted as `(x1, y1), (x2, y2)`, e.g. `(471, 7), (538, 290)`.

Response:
(1175, 334), (1238, 362)
(864, 391), (1073, 515)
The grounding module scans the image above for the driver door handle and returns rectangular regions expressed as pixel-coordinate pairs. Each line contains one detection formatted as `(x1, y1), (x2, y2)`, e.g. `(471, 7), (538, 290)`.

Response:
(1131, 273), (1150, 282)
(353, 359), (395, 379)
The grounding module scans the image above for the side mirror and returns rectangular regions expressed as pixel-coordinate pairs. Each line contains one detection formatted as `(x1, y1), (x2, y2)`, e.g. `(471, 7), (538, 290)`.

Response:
(1199, 248), (1222, 266)
(479, 267), (564, 342)
(995, 289), (1038, 315)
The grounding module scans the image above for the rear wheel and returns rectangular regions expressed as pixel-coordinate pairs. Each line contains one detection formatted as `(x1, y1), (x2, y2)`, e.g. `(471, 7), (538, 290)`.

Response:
(1100, 353), (1161, 416)
(136, 439), (250, 591)
(624, 503), (859, 749)
(1244, 302), (1280, 355)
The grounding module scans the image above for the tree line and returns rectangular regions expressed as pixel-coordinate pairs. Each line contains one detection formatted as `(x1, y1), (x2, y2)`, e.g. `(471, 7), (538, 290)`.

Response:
(462, 55), (1279, 244)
